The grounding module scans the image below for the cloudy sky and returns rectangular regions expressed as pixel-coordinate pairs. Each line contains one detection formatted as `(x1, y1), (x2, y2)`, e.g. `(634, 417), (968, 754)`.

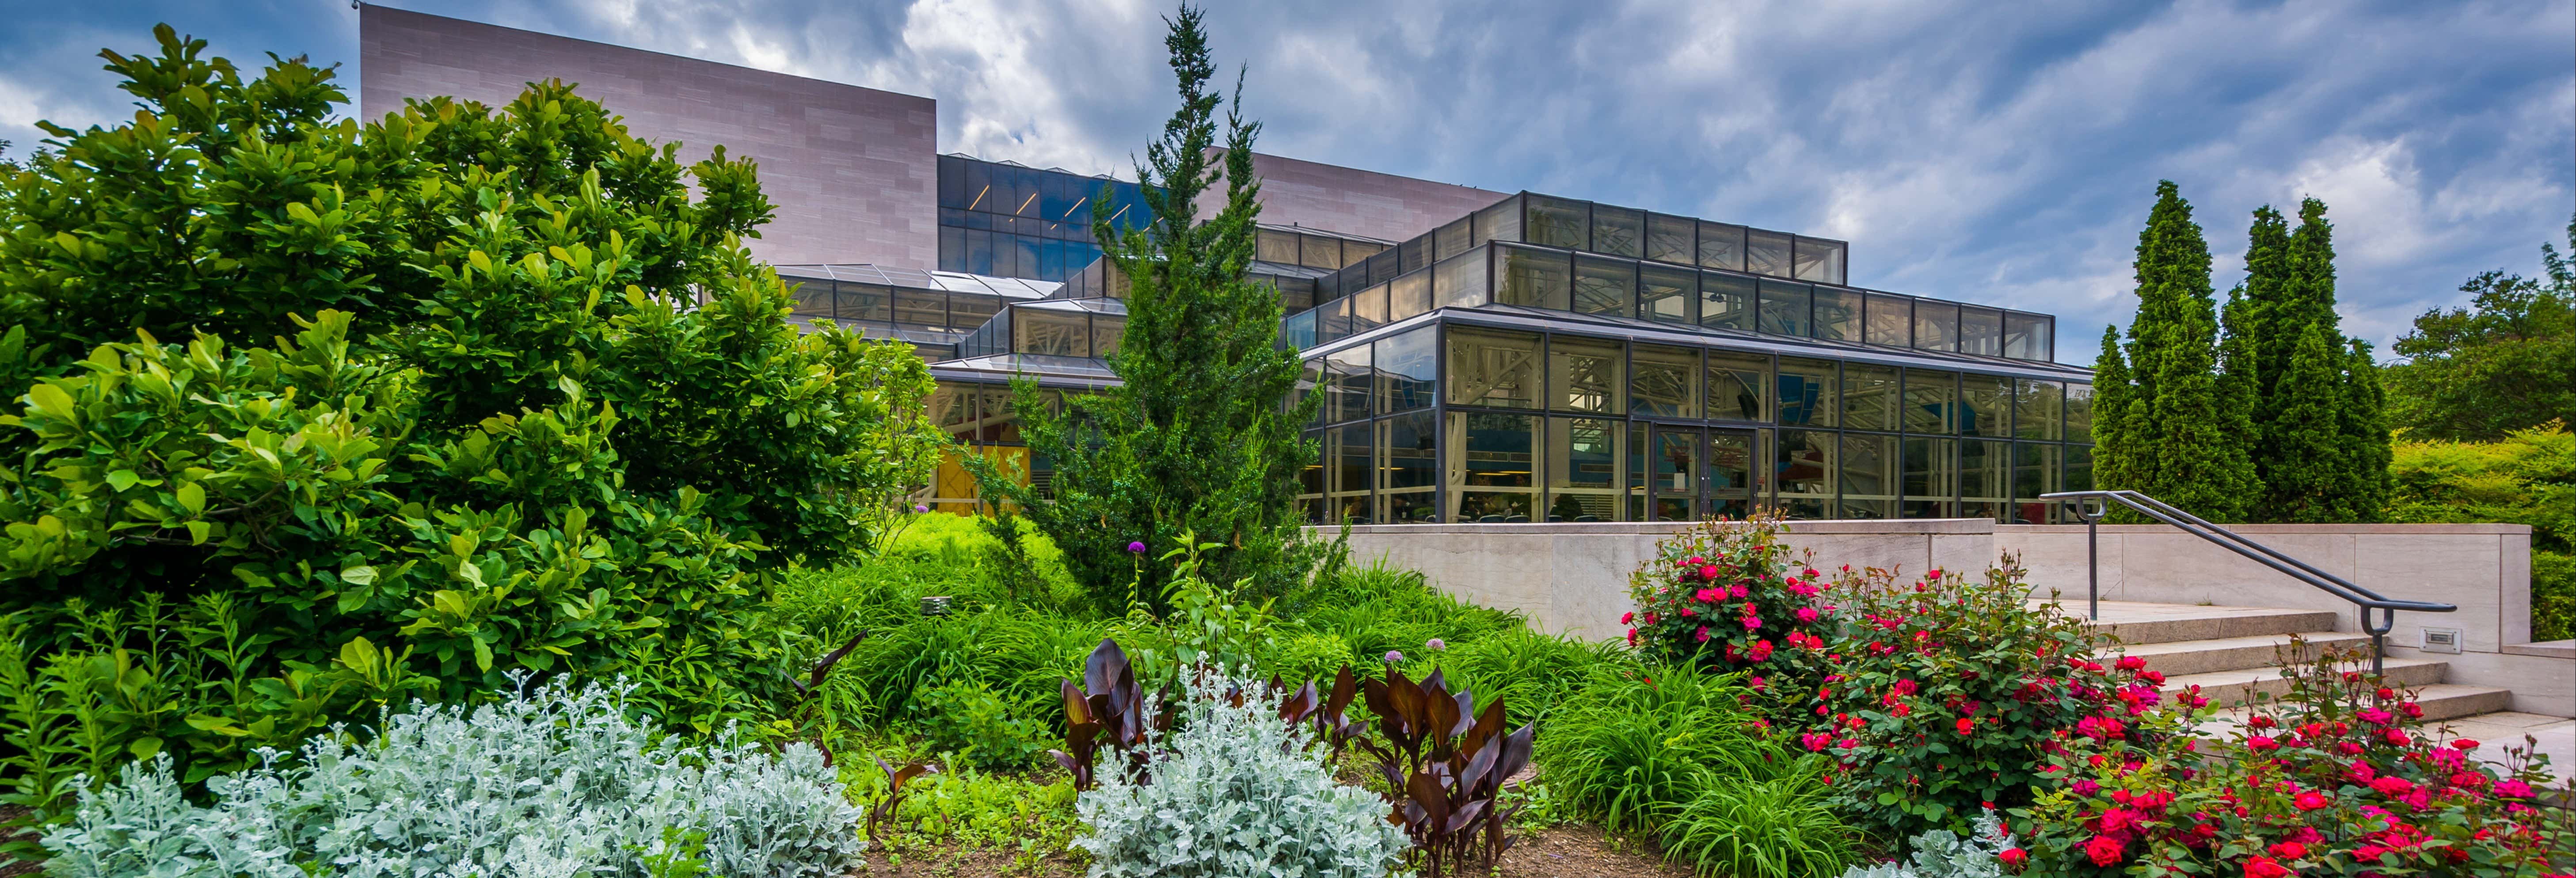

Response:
(3, 0), (2568, 365)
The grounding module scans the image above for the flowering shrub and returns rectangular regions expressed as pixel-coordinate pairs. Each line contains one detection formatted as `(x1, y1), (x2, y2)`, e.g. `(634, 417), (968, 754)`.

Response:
(1624, 513), (1834, 681)
(1790, 562), (2179, 839)
(2015, 642), (2572, 877)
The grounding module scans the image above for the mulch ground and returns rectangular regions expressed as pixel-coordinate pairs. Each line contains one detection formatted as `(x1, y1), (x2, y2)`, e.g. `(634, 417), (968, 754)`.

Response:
(855, 822), (1691, 878)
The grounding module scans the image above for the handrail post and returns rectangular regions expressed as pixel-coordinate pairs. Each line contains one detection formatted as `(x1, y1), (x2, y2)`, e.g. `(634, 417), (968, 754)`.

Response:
(2072, 498), (2108, 621)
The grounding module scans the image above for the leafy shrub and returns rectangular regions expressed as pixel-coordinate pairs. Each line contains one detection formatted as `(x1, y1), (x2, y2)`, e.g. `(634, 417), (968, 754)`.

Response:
(2387, 421), (2575, 640)
(2015, 642), (2569, 877)
(917, 679), (1049, 770)
(1785, 562), (2171, 839)
(1623, 513), (1835, 683)
(1280, 560), (1526, 671)
(1836, 813), (2012, 878)
(1430, 627), (1626, 729)
(38, 678), (866, 878)
(0, 26), (945, 802)
(1073, 670), (1405, 878)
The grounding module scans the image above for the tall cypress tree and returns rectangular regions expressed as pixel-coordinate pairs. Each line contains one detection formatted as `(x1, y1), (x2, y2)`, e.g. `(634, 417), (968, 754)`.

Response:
(2109, 181), (2256, 521)
(2218, 285), (2263, 502)
(2241, 206), (2295, 403)
(2090, 325), (2139, 502)
(2337, 338), (2393, 521)
(2268, 322), (2348, 521)
(968, 6), (1322, 608)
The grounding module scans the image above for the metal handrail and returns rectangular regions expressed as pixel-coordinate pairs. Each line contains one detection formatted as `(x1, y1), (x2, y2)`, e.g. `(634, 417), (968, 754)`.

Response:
(2039, 489), (2455, 674)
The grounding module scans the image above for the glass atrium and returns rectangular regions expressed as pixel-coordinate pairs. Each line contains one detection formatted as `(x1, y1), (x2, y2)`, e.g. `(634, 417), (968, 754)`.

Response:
(1275, 192), (2091, 525)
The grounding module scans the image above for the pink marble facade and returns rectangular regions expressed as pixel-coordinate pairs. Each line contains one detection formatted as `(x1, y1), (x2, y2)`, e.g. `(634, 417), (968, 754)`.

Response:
(358, 5), (937, 268)
(1199, 150), (1508, 242)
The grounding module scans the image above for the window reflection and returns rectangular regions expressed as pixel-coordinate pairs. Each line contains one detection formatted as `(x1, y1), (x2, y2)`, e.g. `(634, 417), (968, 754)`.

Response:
(1759, 280), (1813, 337)
(1545, 417), (1622, 522)
(1549, 336), (1625, 414)
(1842, 363), (1899, 432)
(1701, 272), (1756, 331)
(1814, 287), (1859, 342)
(1591, 206), (1644, 258)
(2015, 379), (2063, 441)
(1864, 293), (1911, 347)
(1525, 196), (1589, 250)
(1901, 437), (1955, 519)
(1497, 247), (1571, 310)
(1747, 228), (1795, 277)
(1444, 327), (1541, 408)
(1381, 412), (1438, 523)
(1447, 412), (1537, 522)
(1572, 256), (1636, 315)
(1903, 369), (1958, 435)
(1914, 301), (1959, 353)
(1840, 433), (1897, 519)
(1698, 222), (1746, 271)
(1779, 429), (1835, 519)
(1777, 357), (1838, 428)
(1632, 344), (1700, 418)
(1647, 214), (1695, 264)
(1640, 264), (1696, 324)
(1708, 351), (1770, 422)
(1376, 328), (1436, 414)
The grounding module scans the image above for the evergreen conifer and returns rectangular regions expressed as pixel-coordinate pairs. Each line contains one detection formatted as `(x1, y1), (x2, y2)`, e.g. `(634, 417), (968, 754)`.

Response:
(967, 6), (1324, 610)
(2337, 338), (2393, 521)
(2268, 322), (2348, 521)
(2090, 325), (2136, 496)
(2117, 181), (2256, 521)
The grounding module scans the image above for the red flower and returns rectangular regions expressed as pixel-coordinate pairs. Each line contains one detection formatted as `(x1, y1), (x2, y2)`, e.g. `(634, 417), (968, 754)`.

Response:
(2266, 841), (2306, 860)
(2241, 856), (2290, 878)
(2375, 687), (2395, 700)
(2370, 776), (2414, 797)
(1956, 717), (1976, 735)
(2293, 790), (2332, 811)
(2083, 835), (2126, 867)
(1998, 848), (2028, 870)
(1620, 611), (1634, 625)
(2451, 738), (2481, 751)
(2116, 655), (2147, 671)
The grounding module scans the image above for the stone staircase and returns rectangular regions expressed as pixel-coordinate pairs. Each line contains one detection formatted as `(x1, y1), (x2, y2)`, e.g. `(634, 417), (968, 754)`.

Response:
(2073, 601), (2513, 721)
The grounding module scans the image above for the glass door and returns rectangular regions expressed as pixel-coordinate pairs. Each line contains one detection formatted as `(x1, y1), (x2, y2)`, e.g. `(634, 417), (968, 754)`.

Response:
(1648, 425), (1702, 522)
(1708, 429), (1758, 519)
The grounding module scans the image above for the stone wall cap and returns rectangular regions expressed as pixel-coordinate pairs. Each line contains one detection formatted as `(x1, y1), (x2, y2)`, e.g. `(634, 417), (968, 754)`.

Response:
(1996, 523), (2534, 536)
(1315, 518), (1997, 536)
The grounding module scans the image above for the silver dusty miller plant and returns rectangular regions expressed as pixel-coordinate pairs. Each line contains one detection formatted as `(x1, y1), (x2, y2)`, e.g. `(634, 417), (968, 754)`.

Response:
(1838, 811), (2013, 878)
(39, 677), (866, 878)
(1073, 670), (1406, 878)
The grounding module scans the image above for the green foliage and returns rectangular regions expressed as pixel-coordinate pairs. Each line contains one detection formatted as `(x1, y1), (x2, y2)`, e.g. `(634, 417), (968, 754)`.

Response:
(1621, 513), (1832, 681)
(1789, 563), (2165, 839)
(38, 679), (868, 878)
(1533, 662), (1855, 876)
(0, 24), (944, 813)
(2385, 214), (2576, 442)
(2226, 198), (2389, 523)
(2015, 642), (2567, 876)
(1659, 756), (1859, 878)
(1531, 663), (1779, 833)
(1075, 671), (1409, 878)
(2102, 180), (2256, 521)
(916, 679), (1050, 771)
(1834, 814), (2012, 878)
(967, 5), (1326, 614)
(2262, 322), (2352, 521)
(2387, 421), (2576, 640)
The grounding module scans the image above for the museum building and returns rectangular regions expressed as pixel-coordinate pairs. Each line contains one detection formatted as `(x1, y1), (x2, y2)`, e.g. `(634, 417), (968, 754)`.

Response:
(359, 5), (2093, 525)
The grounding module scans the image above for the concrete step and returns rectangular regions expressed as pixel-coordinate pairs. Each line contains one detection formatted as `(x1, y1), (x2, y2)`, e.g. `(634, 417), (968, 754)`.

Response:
(2113, 632), (2374, 677)
(2202, 684), (2515, 730)
(2041, 600), (2344, 646)
(2161, 657), (2450, 707)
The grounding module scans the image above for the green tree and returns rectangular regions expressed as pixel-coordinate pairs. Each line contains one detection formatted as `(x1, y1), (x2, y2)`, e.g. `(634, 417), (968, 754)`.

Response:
(2337, 337), (2392, 521)
(969, 6), (1324, 612)
(0, 26), (943, 791)
(2265, 323), (2348, 521)
(2383, 216), (2576, 441)
(2091, 325), (2137, 496)
(2105, 181), (2255, 520)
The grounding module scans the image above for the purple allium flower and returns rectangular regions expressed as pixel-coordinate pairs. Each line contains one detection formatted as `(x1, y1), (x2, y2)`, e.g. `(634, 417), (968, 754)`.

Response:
(1127, 541), (1146, 554)
(913, 504), (928, 513)
(1385, 650), (1404, 665)
(1426, 638), (1446, 652)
